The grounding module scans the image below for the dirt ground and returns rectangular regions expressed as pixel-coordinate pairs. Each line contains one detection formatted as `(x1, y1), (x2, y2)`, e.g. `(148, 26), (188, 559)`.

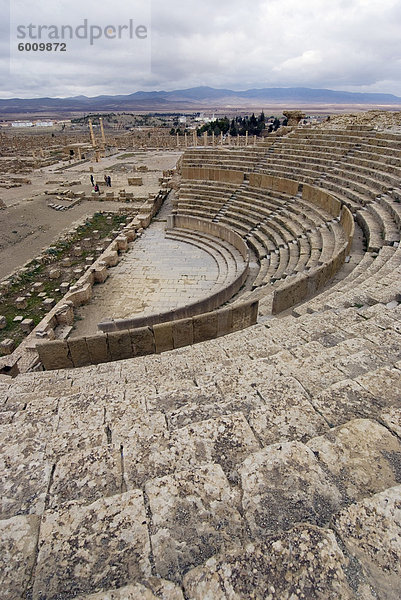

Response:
(0, 149), (182, 281)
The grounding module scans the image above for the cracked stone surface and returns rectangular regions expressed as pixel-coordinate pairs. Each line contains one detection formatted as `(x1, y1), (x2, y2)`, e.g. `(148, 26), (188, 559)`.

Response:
(182, 524), (376, 599)
(124, 413), (260, 488)
(307, 419), (401, 502)
(0, 422), (52, 519)
(76, 579), (185, 599)
(239, 441), (342, 537)
(0, 514), (40, 600)
(48, 446), (123, 510)
(334, 485), (401, 600)
(33, 490), (151, 600)
(145, 464), (245, 582)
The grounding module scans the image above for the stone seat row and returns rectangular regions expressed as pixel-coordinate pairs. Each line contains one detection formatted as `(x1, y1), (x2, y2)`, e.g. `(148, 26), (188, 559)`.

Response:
(1, 299), (400, 597)
(165, 227), (244, 288)
(298, 244), (401, 313)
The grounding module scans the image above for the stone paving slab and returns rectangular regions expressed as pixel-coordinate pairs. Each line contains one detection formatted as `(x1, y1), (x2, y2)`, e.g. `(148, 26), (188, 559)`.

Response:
(182, 524), (375, 600)
(239, 441), (342, 537)
(0, 514), (40, 600)
(33, 490), (151, 600)
(307, 419), (401, 502)
(334, 485), (401, 600)
(145, 463), (245, 583)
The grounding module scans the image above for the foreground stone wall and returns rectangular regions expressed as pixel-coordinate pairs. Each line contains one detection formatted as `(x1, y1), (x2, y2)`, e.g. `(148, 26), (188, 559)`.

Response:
(36, 299), (258, 370)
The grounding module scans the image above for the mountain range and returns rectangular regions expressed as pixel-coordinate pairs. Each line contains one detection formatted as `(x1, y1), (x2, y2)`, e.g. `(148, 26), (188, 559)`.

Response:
(1, 86), (401, 114)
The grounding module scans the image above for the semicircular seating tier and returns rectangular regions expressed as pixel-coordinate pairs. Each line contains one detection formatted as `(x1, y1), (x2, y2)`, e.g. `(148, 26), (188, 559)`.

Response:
(176, 128), (401, 316)
(1, 128), (401, 599)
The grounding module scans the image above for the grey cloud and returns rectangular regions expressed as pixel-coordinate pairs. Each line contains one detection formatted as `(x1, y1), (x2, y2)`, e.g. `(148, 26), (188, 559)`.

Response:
(0, 0), (400, 98)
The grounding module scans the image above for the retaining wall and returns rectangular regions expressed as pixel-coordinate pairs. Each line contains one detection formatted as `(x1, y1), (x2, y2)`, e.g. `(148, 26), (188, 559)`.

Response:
(37, 299), (259, 370)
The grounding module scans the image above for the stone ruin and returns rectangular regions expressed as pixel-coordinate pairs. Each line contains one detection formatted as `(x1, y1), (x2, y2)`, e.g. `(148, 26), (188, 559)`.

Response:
(0, 113), (400, 599)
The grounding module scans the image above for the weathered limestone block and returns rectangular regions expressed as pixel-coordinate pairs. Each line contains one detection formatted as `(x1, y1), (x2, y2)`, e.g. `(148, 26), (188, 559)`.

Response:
(15, 296), (27, 309)
(183, 523), (374, 599)
(0, 315), (7, 329)
(110, 409), (166, 452)
(248, 381), (328, 446)
(193, 312), (218, 344)
(47, 393), (109, 459)
(59, 282), (70, 294)
(124, 413), (260, 488)
(85, 334), (110, 364)
(48, 446), (122, 510)
(356, 366), (401, 403)
(172, 317), (193, 348)
(381, 406), (401, 438)
(0, 514), (40, 600)
(310, 379), (384, 427)
(272, 273), (309, 314)
(231, 301), (258, 331)
(67, 283), (93, 306)
(145, 464), (246, 582)
(0, 339), (15, 355)
(77, 579), (184, 599)
(0, 423), (52, 518)
(216, 307), (232, 336)
(130, 326), (155, 356)
(115, 235), (128, 251)
(49, 268), (61, 280)
(43, 297), (55, 309)
(55, 302), (74, 325)
(334, 485), (401, 600)
(36, 340), (73, 370)
(20, 318), (34, 333)
(153, 322), (174, 353)
(32, 281), (45, 293)
(33, 491), (151, 600)
(103, 250), (119, 267)
(128, 177), (143, 186)
(239, 441), (342, 537)
(67, 337), (91, 368)
(107, 331), (133, 361)
(307, 419), (401, 502)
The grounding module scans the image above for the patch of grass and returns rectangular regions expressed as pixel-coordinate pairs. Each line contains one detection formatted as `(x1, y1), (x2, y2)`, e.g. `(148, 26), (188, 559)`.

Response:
(0, 211), (133, 351)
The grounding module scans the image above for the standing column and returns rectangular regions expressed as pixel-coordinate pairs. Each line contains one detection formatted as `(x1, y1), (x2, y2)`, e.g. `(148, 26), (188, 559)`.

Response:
(203, 132), (207, 146)
(220, 131), (223, 146)
(193, 131), (197, 147)
(185, 132), (188, 147)
(88, 119), (96, 148)
(245, 131), (248, 146)
(212, 131), (215, 146)
(99, 117), (106, 146)
(176, 132), (180, 148)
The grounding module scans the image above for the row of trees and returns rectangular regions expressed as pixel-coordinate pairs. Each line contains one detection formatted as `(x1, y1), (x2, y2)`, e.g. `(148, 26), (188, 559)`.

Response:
(169, 112), (287, 137)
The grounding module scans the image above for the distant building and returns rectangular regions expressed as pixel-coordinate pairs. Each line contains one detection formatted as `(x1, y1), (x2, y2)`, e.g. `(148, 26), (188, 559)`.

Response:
(35, 121), (54, 127)
(11, 121), (33, 127)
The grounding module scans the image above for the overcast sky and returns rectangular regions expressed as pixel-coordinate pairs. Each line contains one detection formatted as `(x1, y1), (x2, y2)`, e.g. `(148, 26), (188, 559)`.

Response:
(1, 0), (400, 99)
